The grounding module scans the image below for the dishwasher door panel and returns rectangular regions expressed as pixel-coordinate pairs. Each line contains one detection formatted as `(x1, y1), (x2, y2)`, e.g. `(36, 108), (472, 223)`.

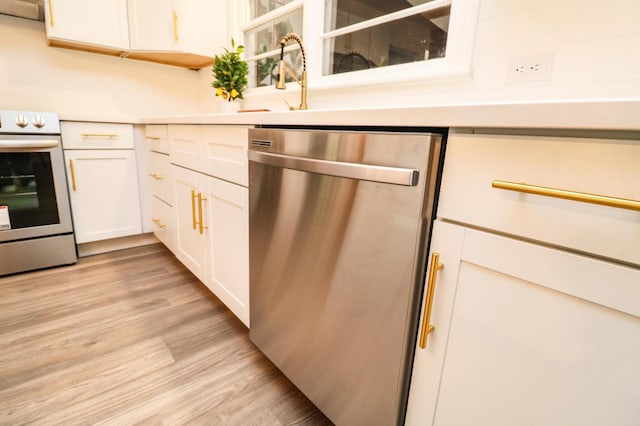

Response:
(249, 129), (441, 425)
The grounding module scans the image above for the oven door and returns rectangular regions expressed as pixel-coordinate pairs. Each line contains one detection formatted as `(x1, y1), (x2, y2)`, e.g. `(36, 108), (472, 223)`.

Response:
(0, 135), (73, 242)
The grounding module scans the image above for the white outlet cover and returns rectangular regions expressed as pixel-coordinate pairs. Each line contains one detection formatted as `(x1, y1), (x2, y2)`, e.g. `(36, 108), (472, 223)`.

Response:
(506, 51), (554, 85)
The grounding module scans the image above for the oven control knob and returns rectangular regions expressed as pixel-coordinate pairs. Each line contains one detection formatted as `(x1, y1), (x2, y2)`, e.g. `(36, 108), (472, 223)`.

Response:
(33, 115), (46, 128)
(15, 114), (29, 128)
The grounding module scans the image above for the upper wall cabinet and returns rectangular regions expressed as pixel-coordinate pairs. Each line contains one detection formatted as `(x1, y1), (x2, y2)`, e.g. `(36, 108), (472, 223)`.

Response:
(127, 0), (227, 69)
(44, 0), (129, 51)
(43, 0), (228, 69)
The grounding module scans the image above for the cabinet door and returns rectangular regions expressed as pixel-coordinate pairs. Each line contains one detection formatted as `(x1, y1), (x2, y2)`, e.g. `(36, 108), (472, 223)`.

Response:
(408, 222), (640, 426)
(405, 221), (464, 425)
(172, 165), (208, 281)
(204, 176), (249, 326)
(44, 0), (129, 50)
(128, 0), (182, 52)
(65, 150), (142, 243)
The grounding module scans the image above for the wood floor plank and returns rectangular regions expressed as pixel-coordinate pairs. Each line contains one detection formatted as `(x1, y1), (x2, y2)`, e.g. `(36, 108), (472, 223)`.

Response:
(0, 337), (175, 424)
(0, 244), (331, 425)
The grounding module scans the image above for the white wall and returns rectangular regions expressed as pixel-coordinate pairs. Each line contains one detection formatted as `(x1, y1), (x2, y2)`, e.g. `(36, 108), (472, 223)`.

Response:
(0, 14), (203, 118)
(3, 0), (639, 118)
(218, 0), (640, 111)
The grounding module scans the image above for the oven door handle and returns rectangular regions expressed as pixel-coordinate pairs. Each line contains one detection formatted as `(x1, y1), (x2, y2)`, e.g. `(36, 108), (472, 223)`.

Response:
(0, 140), (59, 149)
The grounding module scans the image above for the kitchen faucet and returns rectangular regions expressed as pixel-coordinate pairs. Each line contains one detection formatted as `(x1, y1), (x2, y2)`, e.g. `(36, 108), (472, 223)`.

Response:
(276, 33), (308, 110)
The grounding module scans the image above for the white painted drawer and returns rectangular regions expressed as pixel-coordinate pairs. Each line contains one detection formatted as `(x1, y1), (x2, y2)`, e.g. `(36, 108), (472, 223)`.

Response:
(150, 195), (175, 254)
(145, 125), (169, 154)
(148, 151), (173, 205)
(61, 122), (134, 149)
(201, 126), (249, 187)
(169, 125), (249, 186)
(438, 131), (640, 265)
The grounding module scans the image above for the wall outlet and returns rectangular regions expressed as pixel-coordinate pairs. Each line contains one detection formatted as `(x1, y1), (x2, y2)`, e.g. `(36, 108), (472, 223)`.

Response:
(507, 52), (554, 84)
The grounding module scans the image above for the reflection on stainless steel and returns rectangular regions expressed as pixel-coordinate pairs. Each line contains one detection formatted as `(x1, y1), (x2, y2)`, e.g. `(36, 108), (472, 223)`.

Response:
(249, 128), (442, 425)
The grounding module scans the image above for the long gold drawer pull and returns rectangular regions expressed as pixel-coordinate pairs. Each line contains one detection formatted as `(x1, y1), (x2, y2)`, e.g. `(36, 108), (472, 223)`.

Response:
(145, 136), (161, 141)
(419, 253), (444, 349)
(492, 180), (640, 211)
(152, 218), (166, 229)
(173, 10), (179, 42)
(148, 173), (163, 180)
(191, 190), (197, 230)
(48, 0), (54, 27)
(80, 133), (118, 138)
(197, 192), (208, 235)
(69, 159), (77, 191)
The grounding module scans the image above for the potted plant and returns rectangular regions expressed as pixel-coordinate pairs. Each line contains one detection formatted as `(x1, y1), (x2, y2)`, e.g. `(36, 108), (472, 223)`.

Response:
(212, 39), (248, 112)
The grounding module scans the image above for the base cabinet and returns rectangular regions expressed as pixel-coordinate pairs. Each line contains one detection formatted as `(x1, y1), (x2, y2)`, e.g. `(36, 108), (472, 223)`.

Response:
(204, 176), (249, 326)
(406, 220), (640, 426)
(172, 164), (249, 326)
(64, 149), (142, 244)
(172, 165), (208, 282)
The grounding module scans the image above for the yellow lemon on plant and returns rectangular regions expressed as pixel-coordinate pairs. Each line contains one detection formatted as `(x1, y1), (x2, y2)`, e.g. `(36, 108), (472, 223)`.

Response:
(230, 89), (239, 99)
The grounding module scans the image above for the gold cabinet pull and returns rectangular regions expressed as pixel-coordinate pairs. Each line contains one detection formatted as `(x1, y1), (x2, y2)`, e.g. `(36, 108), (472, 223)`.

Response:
(145, 136), (161, 141)
(48, 0), (54, 27)
(173, 10), (179, 42)
(197, 192), (208, 235)
(80, 133), (118, 138)
(191, 190), (197, 230)
(148, 173), (163, 180)
(152, 218), (166, 229)
(69, 159), (77, 191)
(492, 180), (640, 211)
(419, 252), (444, 349)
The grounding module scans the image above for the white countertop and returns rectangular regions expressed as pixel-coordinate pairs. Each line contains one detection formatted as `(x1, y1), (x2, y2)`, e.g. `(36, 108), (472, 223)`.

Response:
(140, 99), (640, 131)
(61, 98), (640, 131)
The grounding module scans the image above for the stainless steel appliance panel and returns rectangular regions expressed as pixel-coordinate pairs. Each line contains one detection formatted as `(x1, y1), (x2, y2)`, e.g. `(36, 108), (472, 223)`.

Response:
(249, 128), (442, 425)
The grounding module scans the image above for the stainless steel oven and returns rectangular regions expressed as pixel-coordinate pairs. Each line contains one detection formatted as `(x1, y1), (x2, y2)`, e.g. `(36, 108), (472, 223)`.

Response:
(0, 110), (76, 276)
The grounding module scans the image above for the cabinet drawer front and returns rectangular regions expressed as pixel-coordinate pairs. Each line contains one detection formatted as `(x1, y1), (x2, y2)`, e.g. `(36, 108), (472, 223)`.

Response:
(201, 126), (249, 186)
(439, 131), (640, 265)
(168, 125), (203, 171)
(148, 151), (173, 205)
(150, 195), (175, 253)
(61, 122), (134, 149)
(145, 125), (169, 154)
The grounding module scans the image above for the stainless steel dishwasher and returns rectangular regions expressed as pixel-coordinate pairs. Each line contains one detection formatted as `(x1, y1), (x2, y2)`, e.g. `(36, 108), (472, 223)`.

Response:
(248, 127), (443, 425)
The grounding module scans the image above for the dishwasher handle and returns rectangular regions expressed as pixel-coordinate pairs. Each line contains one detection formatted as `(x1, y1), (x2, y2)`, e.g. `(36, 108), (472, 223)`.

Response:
(248, 150), (419, 186)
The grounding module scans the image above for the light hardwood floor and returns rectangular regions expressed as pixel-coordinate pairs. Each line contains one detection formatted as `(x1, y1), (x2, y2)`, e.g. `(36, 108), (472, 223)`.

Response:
(0, 243), (332, 425)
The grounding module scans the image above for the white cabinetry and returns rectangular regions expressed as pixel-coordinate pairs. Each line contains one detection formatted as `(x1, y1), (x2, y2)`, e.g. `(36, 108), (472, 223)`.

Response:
(44, 0), (129, 51)
(127, 0), (227, 68)
(44, 0), (228, 69)
(61, 122), (142, 244)
(406, 130), (640, 426)
(145, 125), (175, 252)
(168, 124), (250, 326)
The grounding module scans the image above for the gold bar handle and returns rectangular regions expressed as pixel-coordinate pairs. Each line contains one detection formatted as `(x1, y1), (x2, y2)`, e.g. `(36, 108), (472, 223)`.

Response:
(145, 136), (161, 141)
(492, 180), (640, 211)
(47, 0), (54, 27)
(69, 159), (77, 191)
(173, 10), (179, 42)
(80, 133), (118, 138)
(191, 190), (197, 230)
(148, 173), (163, 180)
(197, 192), (208, 235)
(419, 253), (444, 349)
(152, 218), (166, 229)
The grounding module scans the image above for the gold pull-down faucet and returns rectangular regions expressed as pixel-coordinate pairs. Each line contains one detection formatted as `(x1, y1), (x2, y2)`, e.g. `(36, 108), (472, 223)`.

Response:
(276, 33), (308, 110)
